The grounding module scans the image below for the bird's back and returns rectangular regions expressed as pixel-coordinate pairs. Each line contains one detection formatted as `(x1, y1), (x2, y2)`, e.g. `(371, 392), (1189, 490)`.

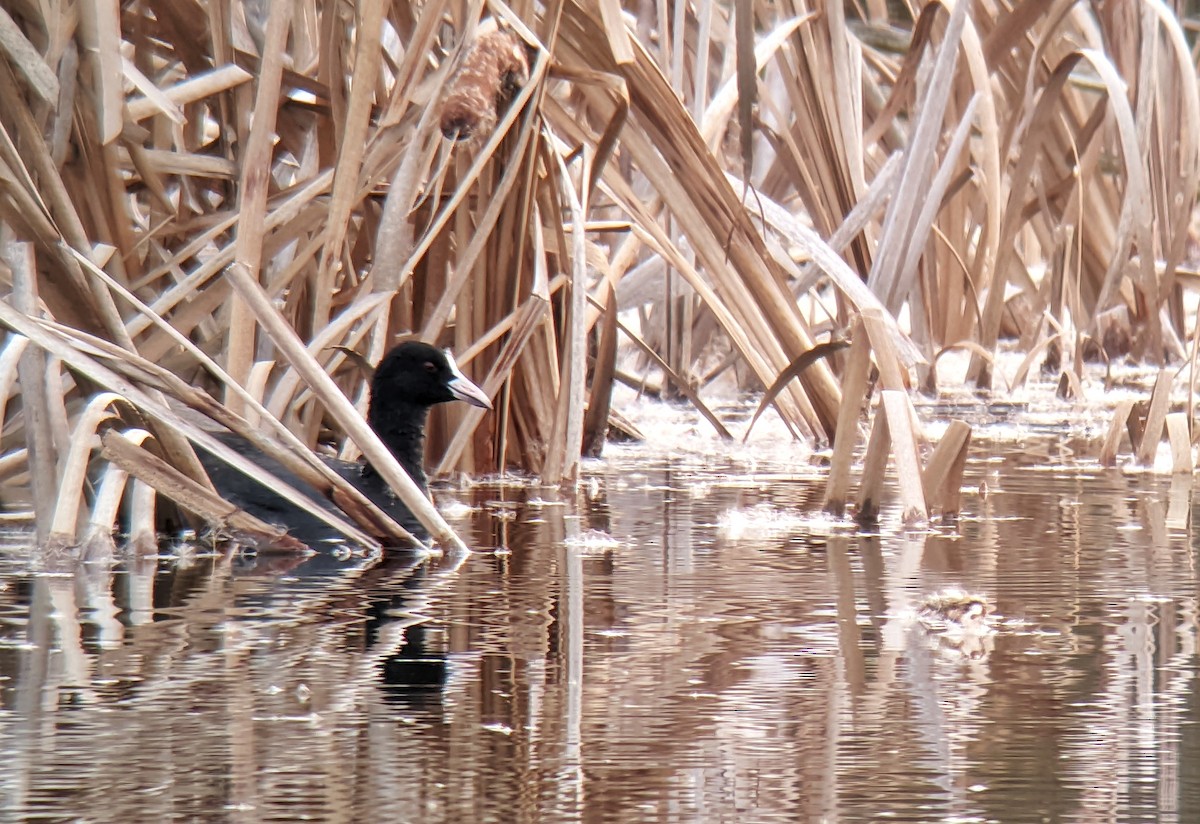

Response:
(197, 433), (426, 548)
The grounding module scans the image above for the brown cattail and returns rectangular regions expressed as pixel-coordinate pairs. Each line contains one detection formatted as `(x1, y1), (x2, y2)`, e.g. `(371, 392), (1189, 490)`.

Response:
(440, 25), (530, 142)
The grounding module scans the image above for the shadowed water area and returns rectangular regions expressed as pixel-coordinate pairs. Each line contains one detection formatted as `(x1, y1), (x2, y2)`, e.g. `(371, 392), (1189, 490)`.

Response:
(1, 401), (1199, 822)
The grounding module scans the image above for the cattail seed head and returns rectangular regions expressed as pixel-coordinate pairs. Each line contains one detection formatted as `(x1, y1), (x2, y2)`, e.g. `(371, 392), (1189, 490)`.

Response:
(440, 26), (530, 142)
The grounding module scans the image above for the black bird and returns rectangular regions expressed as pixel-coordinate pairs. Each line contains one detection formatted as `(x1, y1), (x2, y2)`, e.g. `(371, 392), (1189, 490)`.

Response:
(199, 341), (492, 548)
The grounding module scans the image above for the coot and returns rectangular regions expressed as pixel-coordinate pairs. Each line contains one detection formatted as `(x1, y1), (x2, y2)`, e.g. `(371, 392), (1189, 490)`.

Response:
(200, 341), (492, 546)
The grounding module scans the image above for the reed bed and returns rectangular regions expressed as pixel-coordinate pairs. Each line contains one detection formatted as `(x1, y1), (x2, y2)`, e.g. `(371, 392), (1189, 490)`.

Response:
(0, 1), (1195, 548)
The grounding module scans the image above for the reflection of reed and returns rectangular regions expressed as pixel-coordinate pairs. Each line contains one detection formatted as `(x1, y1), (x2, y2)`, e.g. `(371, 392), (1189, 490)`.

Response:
(3, 437), (1200, 819)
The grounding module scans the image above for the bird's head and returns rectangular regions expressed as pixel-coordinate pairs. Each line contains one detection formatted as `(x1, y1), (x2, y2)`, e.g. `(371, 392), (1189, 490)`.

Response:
(371, 341), (492, 410)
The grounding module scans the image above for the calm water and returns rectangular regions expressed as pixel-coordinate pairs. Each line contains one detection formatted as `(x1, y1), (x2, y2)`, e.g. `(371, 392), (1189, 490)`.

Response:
(1, 408), (1199, 823)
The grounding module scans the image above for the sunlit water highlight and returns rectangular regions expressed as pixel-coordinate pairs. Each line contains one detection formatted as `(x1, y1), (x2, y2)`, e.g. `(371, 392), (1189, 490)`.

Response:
(1, 396), (1199, 822)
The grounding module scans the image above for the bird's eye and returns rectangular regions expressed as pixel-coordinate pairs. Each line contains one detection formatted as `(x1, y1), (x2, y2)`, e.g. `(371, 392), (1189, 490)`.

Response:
(424, 361), (437, 373)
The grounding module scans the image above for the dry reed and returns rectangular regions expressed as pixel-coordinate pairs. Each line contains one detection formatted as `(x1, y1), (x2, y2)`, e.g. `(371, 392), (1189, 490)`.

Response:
(0, 1), (1194, 549)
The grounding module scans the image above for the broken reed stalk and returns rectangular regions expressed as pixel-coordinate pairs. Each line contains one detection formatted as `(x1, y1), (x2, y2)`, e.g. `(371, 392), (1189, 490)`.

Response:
(583, 280), (619, 458)
(85, 433), (145, 557)
(880, 391), (927, 525)
(1099, 400), (1137, 467)
(856, 408), (891, 524)
(4, 233), (55, 542)
(823, 320), (872, 516)
(48, 393), (131, 544)
(821, 316), (975, 523)
(541, 148), (590, 484)
(1136, 369), (1173, 466)
(1166, 413), (1193, 474)
(921, 420), (972, 518)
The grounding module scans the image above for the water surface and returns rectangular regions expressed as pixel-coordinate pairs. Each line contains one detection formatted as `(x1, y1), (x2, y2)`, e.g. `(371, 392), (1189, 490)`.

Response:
(1, 407), (1198, 822)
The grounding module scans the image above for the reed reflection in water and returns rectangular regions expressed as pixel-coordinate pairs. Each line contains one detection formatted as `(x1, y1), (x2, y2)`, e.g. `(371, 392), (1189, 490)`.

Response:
(1, 436), (1199, 822)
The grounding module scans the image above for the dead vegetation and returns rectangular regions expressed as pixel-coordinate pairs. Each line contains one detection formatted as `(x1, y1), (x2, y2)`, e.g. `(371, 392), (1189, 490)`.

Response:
(0, 1), (1196, 548)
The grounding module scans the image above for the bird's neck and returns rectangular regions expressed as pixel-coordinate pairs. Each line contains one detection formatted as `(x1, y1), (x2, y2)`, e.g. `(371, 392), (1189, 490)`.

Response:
(366, 401), (431, 491)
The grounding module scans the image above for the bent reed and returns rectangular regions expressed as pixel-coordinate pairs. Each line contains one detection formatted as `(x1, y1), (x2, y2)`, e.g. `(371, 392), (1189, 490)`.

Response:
(0, 1), (1194, 548)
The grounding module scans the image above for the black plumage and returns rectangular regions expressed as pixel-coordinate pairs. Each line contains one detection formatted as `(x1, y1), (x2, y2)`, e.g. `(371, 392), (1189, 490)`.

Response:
(199, 341), (491, 547)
